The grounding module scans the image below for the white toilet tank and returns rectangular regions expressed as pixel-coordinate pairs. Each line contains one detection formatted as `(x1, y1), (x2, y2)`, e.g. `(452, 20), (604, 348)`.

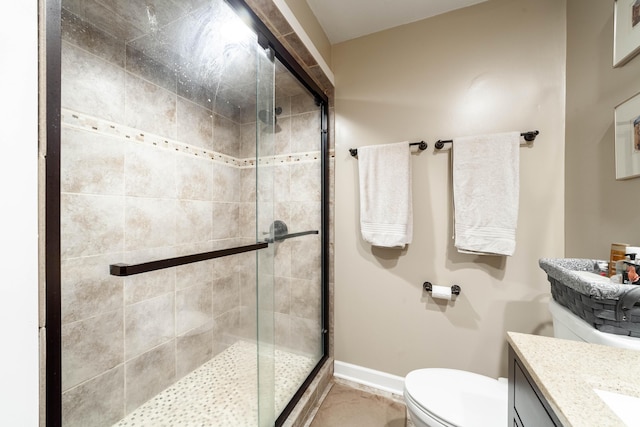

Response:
(549, 299), (640, 351)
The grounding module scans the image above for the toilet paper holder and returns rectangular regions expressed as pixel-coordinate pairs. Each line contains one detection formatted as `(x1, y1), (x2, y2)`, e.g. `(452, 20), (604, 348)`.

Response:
(423, 282), (461, 296)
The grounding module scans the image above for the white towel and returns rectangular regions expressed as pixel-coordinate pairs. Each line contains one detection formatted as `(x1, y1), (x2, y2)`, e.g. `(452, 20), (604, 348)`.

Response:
(358, 141), (413, 248)
(453, 132), (520, 256)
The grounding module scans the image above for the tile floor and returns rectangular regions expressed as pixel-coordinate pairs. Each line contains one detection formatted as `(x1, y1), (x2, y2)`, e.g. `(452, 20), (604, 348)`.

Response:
(305, 379), (414, 427)
(107, 344), (412, 427)
(114, 341), (316, 426)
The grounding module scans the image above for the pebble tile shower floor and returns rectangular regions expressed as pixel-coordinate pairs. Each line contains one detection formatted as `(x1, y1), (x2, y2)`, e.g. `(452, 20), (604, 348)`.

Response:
(114, 341), (315, 426)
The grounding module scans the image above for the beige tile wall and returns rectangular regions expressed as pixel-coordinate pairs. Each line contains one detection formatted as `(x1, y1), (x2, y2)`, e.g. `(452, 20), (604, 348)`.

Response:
(57, 1), (332, 424)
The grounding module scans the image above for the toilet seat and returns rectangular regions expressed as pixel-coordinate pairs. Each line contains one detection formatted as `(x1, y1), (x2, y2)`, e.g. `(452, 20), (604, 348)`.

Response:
(404, 368), (507, 427)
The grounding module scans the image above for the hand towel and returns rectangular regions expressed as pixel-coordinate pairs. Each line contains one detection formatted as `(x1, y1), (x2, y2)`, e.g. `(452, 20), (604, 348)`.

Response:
(453, 132), (520, 256)
(358, 141), (413, 248)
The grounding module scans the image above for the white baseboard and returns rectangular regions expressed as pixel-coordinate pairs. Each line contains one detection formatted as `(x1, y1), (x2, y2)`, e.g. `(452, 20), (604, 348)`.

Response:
(333, 360), (405, 396)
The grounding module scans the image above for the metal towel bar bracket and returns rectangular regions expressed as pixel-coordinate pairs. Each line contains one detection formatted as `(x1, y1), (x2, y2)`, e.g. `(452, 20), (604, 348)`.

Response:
(423, 282), (461, 295)
(434, 130), (539, 150)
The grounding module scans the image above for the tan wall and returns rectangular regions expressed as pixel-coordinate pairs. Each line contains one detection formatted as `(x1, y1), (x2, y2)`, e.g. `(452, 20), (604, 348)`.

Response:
(565, 0), (640, 258)
(332, 0), (566, 378)
(281, 0), (332, 68)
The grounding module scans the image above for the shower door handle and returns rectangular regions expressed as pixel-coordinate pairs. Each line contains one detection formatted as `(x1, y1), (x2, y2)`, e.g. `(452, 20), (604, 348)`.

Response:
(264, 230), (319, 243)
(109, 242), (269, 277)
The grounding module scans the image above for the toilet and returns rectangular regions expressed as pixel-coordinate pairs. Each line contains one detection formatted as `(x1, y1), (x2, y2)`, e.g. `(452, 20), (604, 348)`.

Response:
(404, 368), (507, 427)
(403, 300), (640, 427)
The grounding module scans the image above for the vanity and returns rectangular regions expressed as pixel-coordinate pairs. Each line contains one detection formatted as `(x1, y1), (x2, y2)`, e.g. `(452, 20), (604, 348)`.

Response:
(507, 332), (640, 427)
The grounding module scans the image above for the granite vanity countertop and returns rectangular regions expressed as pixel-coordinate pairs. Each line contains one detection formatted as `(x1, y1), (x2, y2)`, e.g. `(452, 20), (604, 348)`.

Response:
(507, 332), (640, 427)
(539, 258), (636, 299)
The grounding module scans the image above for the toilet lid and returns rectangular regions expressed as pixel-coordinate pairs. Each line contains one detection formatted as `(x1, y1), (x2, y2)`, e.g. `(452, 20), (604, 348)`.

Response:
(404, 368), (507, 427)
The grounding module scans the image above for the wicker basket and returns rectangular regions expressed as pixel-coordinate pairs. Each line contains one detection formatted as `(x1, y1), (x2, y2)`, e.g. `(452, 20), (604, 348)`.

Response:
(548, 276), (640, 338)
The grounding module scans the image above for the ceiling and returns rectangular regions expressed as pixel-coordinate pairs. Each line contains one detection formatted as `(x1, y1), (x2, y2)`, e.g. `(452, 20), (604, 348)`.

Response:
(305, 0), (488, 44)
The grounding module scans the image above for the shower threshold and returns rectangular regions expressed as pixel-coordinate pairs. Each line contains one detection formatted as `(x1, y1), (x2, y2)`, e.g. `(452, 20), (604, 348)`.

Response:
(114, 341), (315, 426)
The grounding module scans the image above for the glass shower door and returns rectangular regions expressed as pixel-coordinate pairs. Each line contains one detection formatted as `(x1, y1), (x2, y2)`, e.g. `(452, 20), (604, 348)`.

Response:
(271, 58), (325, 421)
(254, 44), (326, 427)
(256, 43), (277, 427)
(56, 0), (278, 425)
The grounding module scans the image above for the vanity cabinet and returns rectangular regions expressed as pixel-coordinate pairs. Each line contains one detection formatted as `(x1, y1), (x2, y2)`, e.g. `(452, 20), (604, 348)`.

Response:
(508, 345), (562, 427)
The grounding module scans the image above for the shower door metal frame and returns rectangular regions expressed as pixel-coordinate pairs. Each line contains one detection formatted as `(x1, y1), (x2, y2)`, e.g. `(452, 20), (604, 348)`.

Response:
(44, 0), (329, 425)
(44, 0), (63, 425)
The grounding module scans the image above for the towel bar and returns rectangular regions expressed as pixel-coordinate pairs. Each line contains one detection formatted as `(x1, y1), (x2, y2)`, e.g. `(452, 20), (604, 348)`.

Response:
(349, 141), (427, 157)
(434, 131), (539, 150)
(109, 243), (268, 276)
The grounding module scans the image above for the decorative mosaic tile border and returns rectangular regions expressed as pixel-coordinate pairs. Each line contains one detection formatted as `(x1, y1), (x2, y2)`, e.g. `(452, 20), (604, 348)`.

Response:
(114, 341), (316, 426)
(61, 109), (330, 169)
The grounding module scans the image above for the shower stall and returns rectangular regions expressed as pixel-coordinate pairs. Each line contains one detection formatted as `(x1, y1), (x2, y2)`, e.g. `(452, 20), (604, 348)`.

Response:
(45, 0), (329, 425)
